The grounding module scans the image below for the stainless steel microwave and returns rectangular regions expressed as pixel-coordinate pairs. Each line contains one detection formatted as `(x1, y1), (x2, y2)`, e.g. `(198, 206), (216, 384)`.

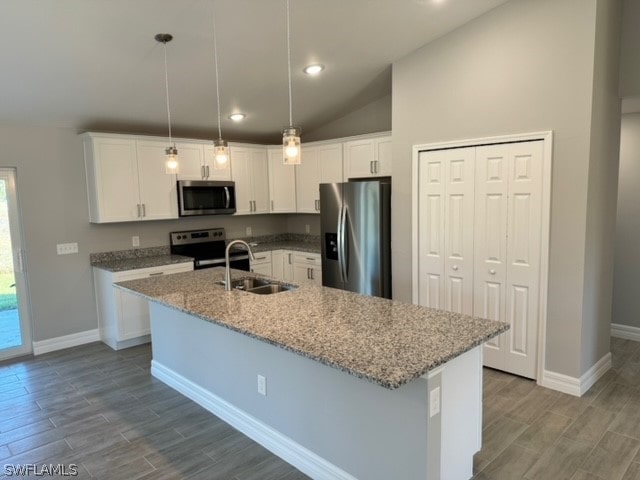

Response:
(177, 180), (236, 216)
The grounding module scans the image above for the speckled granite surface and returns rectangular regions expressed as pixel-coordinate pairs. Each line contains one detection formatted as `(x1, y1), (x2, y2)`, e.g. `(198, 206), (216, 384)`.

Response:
(238, 234), (321, 254)
(116, 267), (508, 390)
(91, 250), (193, 272)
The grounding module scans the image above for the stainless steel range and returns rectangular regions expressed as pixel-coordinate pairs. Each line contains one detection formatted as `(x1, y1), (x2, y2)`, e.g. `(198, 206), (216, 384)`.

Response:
(169, 228), (251, 271)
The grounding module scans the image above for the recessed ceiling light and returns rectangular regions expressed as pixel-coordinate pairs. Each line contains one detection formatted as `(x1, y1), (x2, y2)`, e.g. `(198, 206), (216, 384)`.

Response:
(303, 64), (324, 75)
(228, 113), (246, 122)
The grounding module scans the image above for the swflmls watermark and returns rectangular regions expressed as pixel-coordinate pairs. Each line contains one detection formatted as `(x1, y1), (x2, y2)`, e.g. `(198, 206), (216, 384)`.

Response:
(3, 464), (79, 477)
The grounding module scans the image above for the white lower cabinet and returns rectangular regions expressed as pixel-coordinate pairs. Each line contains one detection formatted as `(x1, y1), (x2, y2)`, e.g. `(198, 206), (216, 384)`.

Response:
(93, 262), (193, 350)
(291, 252), (322, 286)
(250, 251), (273, 276)
(272, 250), (295, 282)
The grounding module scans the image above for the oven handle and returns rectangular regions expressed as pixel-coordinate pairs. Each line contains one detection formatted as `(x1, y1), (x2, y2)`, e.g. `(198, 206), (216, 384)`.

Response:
(224, 187), (231, 209)
(195, 254), (250, 268)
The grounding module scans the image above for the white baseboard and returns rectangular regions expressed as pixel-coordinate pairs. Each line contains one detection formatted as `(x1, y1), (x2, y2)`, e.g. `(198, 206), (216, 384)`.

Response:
(32, 329), (100, 355)
(611, 323), (640, 341)
(539, 352), (611, 397)
(151, 361), (357, 480)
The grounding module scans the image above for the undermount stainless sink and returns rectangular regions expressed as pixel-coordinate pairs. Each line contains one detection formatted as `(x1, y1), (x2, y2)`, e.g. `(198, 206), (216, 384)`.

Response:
(220, 277), (296, 295)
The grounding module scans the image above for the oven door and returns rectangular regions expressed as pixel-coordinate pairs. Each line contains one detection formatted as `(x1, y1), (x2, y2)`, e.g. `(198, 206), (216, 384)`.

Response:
(178, 180), (236, 216)
(194, 254), (250, 271)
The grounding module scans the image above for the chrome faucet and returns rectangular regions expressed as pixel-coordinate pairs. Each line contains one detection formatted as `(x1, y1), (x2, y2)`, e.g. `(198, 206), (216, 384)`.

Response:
(224, 240), (255, 291)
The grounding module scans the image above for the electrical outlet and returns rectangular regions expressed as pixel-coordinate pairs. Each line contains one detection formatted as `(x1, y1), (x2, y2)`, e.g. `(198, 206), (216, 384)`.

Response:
(305, 224), (310, 234)
(429, 386), (440, 417)
(246, 226), (252, 236)
(56, 243), (78, 255)
(257, 374), (267, 396)
(132, 236), (140, 247)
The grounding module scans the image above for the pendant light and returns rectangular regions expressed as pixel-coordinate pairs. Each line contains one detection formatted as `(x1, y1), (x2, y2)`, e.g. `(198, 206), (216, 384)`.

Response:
(282, 0), (301, 165)
(155, 33), (179, 174)
(212, 5), (229, 169)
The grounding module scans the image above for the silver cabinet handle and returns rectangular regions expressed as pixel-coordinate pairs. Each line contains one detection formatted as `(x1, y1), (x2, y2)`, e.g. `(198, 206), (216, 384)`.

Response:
(374, 160), (379, 174)
(206, 165), (210, 178)
(149, 272), (164, 276)
(489, 269), (496, 275)
(288, 253), (292, 264)
(306, 257), (316, 261)
(452, 265), (458, 271)
(309, 268), (314, 280)
(201, 165), (205, 179)
(271, 200), (274, 211)
(255, 256), (267, 261)
(307, 268), (311, 279)
(142, 204), (146, 217)
(249, 201), (253, 212)
(224, 187), (230, 209)
(136, 204), (141, 217)
(370, 161), (374, 174)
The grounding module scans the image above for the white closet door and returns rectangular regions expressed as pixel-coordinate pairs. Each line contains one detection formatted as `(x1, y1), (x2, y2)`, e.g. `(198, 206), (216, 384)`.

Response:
(477, 141), (543, 378)
(418, 148), (475, 314)
(474, 145), (509, 368)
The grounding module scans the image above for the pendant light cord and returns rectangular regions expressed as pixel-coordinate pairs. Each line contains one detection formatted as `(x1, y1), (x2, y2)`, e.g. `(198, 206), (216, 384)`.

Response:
(286, 0), (293, 126)
(213, 8), (223, 141)
(162, 42), (173, 146)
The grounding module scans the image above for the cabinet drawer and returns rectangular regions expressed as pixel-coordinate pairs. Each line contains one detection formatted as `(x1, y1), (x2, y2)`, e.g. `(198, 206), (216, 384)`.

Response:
(292, 252), (321, 266)
(251, 251), (272, 265)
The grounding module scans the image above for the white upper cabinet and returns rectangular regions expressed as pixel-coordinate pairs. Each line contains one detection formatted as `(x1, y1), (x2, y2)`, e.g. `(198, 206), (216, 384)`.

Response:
(268, 147), (296, 213)
(175, 142), (232, 181)
(296, 142), (343, 213)
(83, 133), (178, 223)
(343, 135), (392, 180)
(230, 145), (269, 215)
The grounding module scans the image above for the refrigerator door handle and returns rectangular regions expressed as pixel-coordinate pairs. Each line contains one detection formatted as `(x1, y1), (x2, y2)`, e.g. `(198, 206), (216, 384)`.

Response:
(337, 205), (345, 283)
(340, 205), (349, 283)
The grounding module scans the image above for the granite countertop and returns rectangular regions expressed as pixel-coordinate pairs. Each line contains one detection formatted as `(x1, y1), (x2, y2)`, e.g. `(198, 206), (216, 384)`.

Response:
(116, 267), (508, 390)
(90, 247), (193, 272)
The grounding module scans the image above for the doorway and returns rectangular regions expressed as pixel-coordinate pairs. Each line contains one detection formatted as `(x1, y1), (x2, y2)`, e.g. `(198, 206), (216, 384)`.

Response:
(0, 169), (31, 360)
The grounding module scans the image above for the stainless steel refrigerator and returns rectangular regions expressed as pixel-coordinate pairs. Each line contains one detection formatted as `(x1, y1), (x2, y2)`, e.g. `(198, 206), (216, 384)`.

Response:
(320, 180), (391, 298)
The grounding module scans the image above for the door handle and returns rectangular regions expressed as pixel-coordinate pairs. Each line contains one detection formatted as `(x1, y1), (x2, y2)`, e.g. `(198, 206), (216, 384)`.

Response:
(489, 269), (496, 275)
(271, 200), (274, 211)
(224, 187), (231, 209)
(309, 268), (314, 280)
(307, 268), (311, 279)
(374, 160), (379, 174)
(249, 201), (253, 212)
(370, 161), (374, 174)
(149, 272), (164, 276)
(201, 165), (205, 179)
(142, 204), (146, 217)
(206, 165), (210, 178)
(288, 253), (292, 264)
(452, 265), (458, 271)
(136, 204), (141, 217)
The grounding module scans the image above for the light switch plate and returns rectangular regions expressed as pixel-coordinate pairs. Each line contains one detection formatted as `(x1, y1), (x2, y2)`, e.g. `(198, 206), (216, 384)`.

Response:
(257, 374), (267, 396)
(56, 243), (78, 255)
(246, 226), (252, 236)
(132, 236), (140, 247)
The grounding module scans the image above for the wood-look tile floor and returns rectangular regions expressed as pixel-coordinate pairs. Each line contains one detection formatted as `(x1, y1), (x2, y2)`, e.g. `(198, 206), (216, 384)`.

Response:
(474, 336), (640, 480)
(1, 338), (639, 479)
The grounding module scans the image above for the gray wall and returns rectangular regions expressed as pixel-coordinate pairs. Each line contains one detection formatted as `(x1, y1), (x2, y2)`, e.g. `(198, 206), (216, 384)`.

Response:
(620, 0), (640, 97)
(392, 0), (618, 378)
(613, 114), (640, 328)
(304, 95), (391, 142)
(581, 0), (622, 373)
(0, 123), (291, 342)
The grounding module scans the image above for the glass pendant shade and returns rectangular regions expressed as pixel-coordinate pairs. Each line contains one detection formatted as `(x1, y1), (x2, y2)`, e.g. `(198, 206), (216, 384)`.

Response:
(165, 145), (179, 174)
(282, 127), (301, 165)
(213, 138), (229, 169)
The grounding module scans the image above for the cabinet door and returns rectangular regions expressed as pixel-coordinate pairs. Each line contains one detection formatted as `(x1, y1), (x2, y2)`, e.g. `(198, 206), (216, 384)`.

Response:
(251, 261), (273, 276)
(203, 144), (232, 181)
(88, 136), (140, 222)
(271, 250), (285, 280)
(136, 140), (179, 220)
(116, 289), (150, 339)
(343, 139), (375, 179)
(318, 143), (343, 184)
(293, 264), (313, 284)
(282, 251), (295, 282)
(375, 137), (392, 176)
(175, 142), (206, 181)
(296, 147), (319, 213)
(230, 146), (253, 215)
(250, 148), (270, 214)
(309, 266), (322, 286)
(268, 148), (297, 213)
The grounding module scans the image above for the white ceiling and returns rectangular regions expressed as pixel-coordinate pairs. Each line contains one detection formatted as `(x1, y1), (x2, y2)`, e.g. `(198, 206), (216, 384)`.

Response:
(0, 0), (510, 143)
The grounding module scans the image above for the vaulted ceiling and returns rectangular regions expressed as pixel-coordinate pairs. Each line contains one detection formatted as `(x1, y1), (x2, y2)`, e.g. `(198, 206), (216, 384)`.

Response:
(1, 0), (511, 143)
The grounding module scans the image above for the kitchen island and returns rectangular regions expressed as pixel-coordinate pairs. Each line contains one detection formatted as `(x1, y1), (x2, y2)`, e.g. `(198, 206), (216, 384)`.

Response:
(117, 268), (508, 480)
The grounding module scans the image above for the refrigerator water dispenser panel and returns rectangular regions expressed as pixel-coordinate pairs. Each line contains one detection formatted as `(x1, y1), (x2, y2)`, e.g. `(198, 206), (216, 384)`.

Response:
(325, 233), (338, 261)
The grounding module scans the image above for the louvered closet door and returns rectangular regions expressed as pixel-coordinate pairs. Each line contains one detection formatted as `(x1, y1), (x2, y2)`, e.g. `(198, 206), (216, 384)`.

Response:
(475, 141), (543, 378)
(418, 148), (475, 314)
